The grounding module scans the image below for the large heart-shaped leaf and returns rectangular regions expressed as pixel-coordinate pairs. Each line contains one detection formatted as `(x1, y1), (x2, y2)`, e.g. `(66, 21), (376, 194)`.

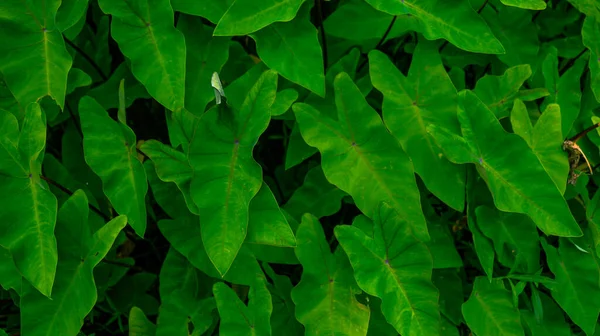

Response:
(369, 42), (465, 211)
(292, 72), (429, 241)
(79, 96), (148, 237)
(21, 191), (127, 336)
(427, 90), (581, 237)
(0, 103), (57, 297)
(291, 214), (370, 335)
(334, 202), (441, 336)
(188, 69), (277, 275)
(97, 0), (186, 111)
(0, 0), (72, 109)
(462, 277), (525, 336)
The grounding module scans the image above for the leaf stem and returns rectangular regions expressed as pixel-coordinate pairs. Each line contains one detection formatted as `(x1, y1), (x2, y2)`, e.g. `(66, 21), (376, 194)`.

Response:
(568, 122), (600, 143)
(64, 37), (109, 81)
(558, 47), (587, 76)
(315, 0), (328, 71)
(40, 175), (110, 222)
(357, 15), (397, 73)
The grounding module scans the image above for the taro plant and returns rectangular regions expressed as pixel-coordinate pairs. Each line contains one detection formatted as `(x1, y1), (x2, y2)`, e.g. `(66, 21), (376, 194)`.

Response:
(1, 0), (600, 335)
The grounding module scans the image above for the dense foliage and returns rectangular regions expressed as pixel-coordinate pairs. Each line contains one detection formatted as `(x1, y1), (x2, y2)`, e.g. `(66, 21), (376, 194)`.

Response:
(0, 0), (600, 335)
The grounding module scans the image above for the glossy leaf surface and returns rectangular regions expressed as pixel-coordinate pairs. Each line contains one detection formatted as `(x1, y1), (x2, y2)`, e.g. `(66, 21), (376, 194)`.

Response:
(188, 70), (277, 275)
(291, 214), (370, 335)
(335, 202), (440, 336)
(427, 90), (581, 237)
(79, 96), (148, 236)
(293, 72), (428, 241)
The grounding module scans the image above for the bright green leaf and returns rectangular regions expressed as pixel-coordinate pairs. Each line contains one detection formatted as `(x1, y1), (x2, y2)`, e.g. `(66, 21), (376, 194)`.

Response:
(510, 100), (570, 194)
(214, 0), (305, 36)
(363, 0), (505, 54)
(293, 72), (429, 241)
(582, 15), (600, 103)
(0, 103), (57, 297)
(334, 202), (441, 336)
(427, 90), (581, 237)
(247, 182), (296, 247)
(473, 64), (533, 119)
(79, 96), (148, 236)
(369, 43), (466, 212)
(462, 277), (525, 336)
(188, 69), (277, 275)
(500, 0), (546, 10)
(291, 214), (370, 335)
(252, 3), (325, 97)
(21, 191), (127, 336)
(97, 0), (186, 111)
(214, 277), (273, 336)
(129, 306), (157, 336)
(0, 0), (72, 109)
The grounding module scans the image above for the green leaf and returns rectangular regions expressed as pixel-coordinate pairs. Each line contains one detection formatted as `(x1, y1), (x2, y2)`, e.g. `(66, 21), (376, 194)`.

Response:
(213, 278), (273, 336)
(462, 277), (525, 336)
(467, 168), (496, 280)
(363, 0), (504, 54)
(334, 202), (441, 336)
(144, 160), (190, 219)
(292, 72), (429, 241)
(0, 0), (72, 109)
(427, 219), (463, 269)
(247, 182), (296, 247)
(21, 191), (127, 335)
(369, 42), (466, 212)
(140, 140), (198, 215)
(290, 214), (370, 335)
(79, 96), (148, 237)
(188, 70), (277, 275)
(432, 268), (463, 326)
(475, 205), (540, 273)
(0, 103), (57, 297)
(582, 15), (600, 103)
(56, 0), (90, 32)
(271, 88), (298, 116)
(214, 0), (305, 36)
(129, 306), (157, 336)
(283, 165), (346, 221)
(97, 0), (186, 111)
(427, 90), (581, 237)
(541, 237), (600, 335)
(252, 3), (325, 97)
(473, 64), (533, 119)
(499, 0), (546, 10)
(510, 100), (570, 195)
(541, 46), (587, 137)
(157, 248), (216, 336)
(482, 6), (539, 68)
(171, 0), (233, 23)
(324, 0), (413, 43)
(177, 14), (229, 116)
(87, 62), (150, 110)
(158, 216), (264, 286)
(263, 263), (304, 336)
(521, 292), (572, 336)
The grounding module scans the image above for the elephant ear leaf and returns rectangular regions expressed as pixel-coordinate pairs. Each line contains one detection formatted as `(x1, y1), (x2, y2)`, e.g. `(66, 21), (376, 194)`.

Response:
(0, 103), (58, 298)
(334, 202), (441, 336)
(213, 277), (272, 335)
(462, 277), (525, 336)
(292, 72), (429, 241)
(0, 0), (72, 108)
(427, 90), (581, 238)
(188, 70), (278, 276)
(79, 96), (148, 237)
(21, 191), (127, 335)
(291, 214), (370, 335)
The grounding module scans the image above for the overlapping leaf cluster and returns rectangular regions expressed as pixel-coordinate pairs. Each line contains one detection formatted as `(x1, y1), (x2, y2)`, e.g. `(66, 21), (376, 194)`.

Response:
(0, 0), (599, 335)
